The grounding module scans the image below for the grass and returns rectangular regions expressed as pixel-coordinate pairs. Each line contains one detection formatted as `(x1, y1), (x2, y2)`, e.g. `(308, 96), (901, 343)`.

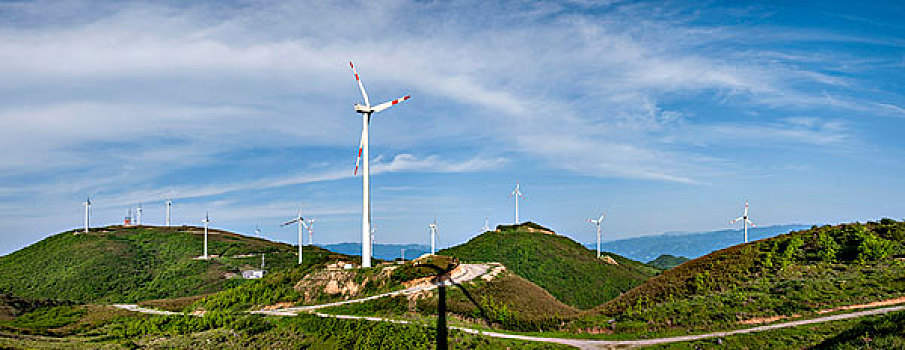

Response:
(646, 310), (905, 349)
(0, 303), (573, 349)
(575, 219), (905, 336)
(0, 226), (306, 303)
(440, 222), (658, 309)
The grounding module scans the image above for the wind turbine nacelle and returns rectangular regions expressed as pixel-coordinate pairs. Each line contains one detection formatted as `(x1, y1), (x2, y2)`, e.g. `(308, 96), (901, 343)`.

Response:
(354, 104), (372, 114)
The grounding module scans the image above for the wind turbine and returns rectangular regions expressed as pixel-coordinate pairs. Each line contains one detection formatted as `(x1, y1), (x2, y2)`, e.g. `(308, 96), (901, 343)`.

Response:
(482, 217), (491, 232)
(428, 219), (439, 255)
(282, 209), (305, 264)
(587, 212), (605, 258)
(349, 61), (411, 268)
(136, 203), (142, 226)
(82, 197), (91, 234)
(201, 212), (210, 259)
(255, 225), (262, 238)
(165, 199), (172, 227)
(302, 218), (315, 245)
(730, 201), (756, 243)
(509, 181), (525, 224)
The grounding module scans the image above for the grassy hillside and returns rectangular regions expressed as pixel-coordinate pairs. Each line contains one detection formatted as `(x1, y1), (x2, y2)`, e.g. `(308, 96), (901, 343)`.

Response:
(439, 222), (658, 309)
(647, 254), (690, 269)
(320, 270), (580, 331)
(577, 219), (905, 335)
(0, 225), (303, 303)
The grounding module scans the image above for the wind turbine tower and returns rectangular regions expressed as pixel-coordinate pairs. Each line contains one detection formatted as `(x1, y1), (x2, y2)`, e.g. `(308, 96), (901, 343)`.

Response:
(429, 219), (439, 255)
(282, 210), (305, 264)
(255, 225), (261, 238)
(165, 199), (172, 227)
(730, 201), (757, 243)
(201, 213), (210, 259)
(82, 197), (91, 234)
(509, 181), (525, 224)
(349, 61), (411, 268)
(587, 213), (605, 258)
(482, 217), (491, 232)
(136, 203), (142, 226)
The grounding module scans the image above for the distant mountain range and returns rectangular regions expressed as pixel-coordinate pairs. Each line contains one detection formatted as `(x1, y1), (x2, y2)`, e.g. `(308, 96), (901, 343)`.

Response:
(320, 243), (431, 261)
(591, 224), (812, 262)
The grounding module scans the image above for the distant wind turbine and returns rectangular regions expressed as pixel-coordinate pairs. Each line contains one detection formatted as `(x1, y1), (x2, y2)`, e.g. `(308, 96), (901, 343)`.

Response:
(429, 219), (439, 255)
(136, 203), (143, 226)
(587, 212), (605, 258)
(730, 201), (756, 243)
(165, 199), (172, 227)
(282, 209), (305, 264)
(82, 197), (91, 234)
(509, 181), (525, 223)
(255, 225), (261, 238)
(201, 212), (211, 259)
(482, 216), (491, 232)
(302, 218), (315, 245)
(349, 61), (411, 268)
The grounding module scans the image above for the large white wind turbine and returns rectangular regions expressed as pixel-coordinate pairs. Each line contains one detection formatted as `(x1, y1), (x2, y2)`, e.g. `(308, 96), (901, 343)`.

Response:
(509, 181), (525, 224)
(730, 201), (756, 243)
(349, 61), (411, 268)
(82, 197), (91, 234)
(201, 212), (210, 259)
(587, 212), (605, 258)
(282, 210), (305, 264)
(165, 199), (172, 227)
(428, 219), (439, 255)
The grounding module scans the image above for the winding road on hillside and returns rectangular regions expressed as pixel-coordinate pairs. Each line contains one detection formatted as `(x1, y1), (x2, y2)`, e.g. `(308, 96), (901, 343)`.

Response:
(251, 263), (491, 316)
(111, 263), (905, 349)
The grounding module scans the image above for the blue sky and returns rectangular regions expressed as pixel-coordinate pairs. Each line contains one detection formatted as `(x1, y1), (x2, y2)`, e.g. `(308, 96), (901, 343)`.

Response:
(1, 0), (904, 255)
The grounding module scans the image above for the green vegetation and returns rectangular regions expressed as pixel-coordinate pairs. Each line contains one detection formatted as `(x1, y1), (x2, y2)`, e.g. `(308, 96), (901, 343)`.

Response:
(0, 226), (299, 303)
(647, 310), (905, 349)
(440, 222), (658, 309)
(1, 303), (571, 349)
(647, 254), (690, 269)
(579, 220), (905, 335)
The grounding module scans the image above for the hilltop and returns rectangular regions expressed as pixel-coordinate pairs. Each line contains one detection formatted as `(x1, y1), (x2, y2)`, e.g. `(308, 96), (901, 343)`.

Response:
(646, 254), (690, 269)
(0, 225), (306, 303)
(575, 219), (905, 335)
(439, 222), (658, 309)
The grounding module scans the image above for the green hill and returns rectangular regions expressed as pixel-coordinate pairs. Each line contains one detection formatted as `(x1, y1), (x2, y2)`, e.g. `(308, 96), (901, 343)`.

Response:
(439, 222), (659, 309)
(0, 225), (306, 303)
(647, 254), (690, 269)
(577, 219), (905, 335)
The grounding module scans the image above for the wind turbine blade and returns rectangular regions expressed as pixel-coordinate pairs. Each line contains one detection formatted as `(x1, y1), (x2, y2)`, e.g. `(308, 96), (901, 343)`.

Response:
(371, 95), (411, 113)
(349, 61), (370, 107)
(747, 219), (756, 227)
(282, 219), (299, 226)
(730, 217), (743, 224)
(354, 129), (364, 175)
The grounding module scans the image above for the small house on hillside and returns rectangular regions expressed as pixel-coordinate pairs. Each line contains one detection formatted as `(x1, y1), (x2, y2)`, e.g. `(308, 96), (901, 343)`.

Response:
(242, 269), (266, 279)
